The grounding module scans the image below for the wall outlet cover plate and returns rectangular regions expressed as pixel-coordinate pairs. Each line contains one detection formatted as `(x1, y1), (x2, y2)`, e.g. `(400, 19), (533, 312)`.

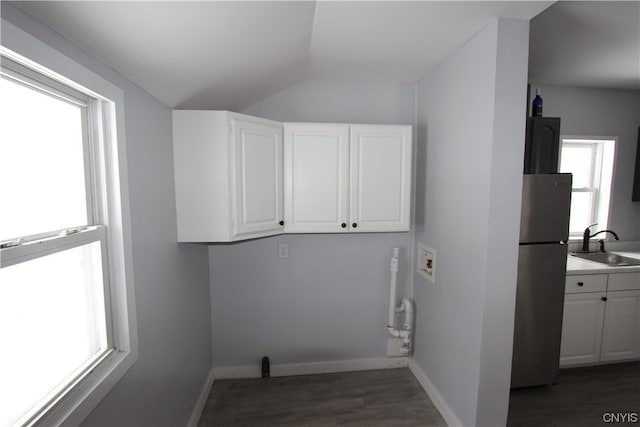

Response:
(417, 242), (436, 283)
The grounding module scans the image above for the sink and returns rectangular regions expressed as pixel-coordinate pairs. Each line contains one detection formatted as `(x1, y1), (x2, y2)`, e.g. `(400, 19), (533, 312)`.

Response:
(571, 252), (640, 266)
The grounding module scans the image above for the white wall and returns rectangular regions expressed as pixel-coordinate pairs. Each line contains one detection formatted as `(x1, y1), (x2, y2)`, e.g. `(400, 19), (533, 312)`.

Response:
(243, 79), (415, 124)
(1, 4), (212, 426)
(411, 18), (528, 427)
(209, 80), (415, 373)
(527, 84), (640, 240)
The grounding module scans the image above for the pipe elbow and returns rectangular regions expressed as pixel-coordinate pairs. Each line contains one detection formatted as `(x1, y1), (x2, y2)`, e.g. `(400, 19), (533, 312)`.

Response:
(401, 297), (413, 313)
(387, 327), (401, 338)
(389, 327), (410, 339)
(395, 297), (413, 313)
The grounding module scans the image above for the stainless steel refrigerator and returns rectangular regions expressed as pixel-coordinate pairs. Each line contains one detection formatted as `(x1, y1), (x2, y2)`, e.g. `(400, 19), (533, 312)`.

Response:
(511, 173), (572, 388)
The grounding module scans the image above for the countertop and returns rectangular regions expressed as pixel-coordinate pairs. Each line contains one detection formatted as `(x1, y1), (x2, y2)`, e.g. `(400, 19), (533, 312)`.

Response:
(566, 251), (640, 275)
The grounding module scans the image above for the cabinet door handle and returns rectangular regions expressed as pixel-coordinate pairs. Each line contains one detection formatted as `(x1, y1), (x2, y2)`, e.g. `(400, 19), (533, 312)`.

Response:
(279, 220), (284, 226)
(352, 223), (358, 228)
(601, 297), (608, 302)
(341, 223), (347, 228)
(577, 281), (584, 287)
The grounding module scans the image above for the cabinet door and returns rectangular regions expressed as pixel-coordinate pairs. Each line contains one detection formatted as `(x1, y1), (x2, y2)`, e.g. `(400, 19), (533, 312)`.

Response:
(559, 292), (606, 367)
(523, 117), (560, 174)
(284, 124), (349, 233)
(600, 290), (640, 362)
(349, 125), (412, 232)
(231, 116), (283, 239)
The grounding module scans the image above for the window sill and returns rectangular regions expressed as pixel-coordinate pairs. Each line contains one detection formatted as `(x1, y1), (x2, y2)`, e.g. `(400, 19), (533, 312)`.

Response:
(31, 347), (138, 426)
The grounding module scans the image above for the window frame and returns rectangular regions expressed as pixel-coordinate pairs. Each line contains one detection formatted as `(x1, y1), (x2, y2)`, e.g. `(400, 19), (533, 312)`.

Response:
(559, 136), (616, 240)
(1, 19), (138, 427)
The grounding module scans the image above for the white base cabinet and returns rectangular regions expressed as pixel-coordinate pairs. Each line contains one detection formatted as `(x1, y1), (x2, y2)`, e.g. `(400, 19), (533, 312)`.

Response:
(172, 110), (284, 242)
(284, 123), (412, 233)
(560, 292), (606, 366)
(600, 290), (640, 362)
(560, 271), (640, 367)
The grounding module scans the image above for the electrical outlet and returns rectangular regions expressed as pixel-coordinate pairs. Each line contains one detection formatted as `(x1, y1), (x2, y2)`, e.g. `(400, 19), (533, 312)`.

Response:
(417, 242), (436, 283)
(278, 243), (289, 259)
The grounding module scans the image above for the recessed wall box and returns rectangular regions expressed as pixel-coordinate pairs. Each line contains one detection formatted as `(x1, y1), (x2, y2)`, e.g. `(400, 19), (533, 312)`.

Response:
(417, 242), (436, 283)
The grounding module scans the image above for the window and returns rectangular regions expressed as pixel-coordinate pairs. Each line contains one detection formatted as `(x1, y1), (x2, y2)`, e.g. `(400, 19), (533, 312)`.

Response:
(1, 44), (136, 426)
(559, 137), (616, 239)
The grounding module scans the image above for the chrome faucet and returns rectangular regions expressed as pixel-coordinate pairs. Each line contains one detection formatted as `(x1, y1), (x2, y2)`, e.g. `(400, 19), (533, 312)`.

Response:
(582, 224), (619, 252)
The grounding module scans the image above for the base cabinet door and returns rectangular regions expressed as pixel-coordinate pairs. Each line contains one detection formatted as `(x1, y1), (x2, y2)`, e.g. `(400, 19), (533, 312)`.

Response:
(560, 292), (606, 367)
(600, 290), (640, 362)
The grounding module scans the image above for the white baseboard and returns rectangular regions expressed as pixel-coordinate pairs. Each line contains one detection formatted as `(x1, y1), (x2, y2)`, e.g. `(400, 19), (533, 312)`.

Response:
(213, 357), (408, 380)
(408, 359), (462, 427)
(186, 368), (215, 427)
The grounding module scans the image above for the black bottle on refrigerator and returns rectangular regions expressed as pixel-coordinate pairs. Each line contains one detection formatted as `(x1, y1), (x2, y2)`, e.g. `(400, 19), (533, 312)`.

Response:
(532, 88), (543, 117)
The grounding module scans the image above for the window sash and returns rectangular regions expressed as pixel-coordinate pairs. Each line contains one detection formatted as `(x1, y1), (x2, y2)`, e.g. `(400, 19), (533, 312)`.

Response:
(1, 57), (96, 239)
(568, 187), (599, 236)
(572, 187), (598, 195)
(2, 226), (103, 265)
(561, 141), (597, 188)
(1, 227), (116, 427)
(0, 225), (115, 352)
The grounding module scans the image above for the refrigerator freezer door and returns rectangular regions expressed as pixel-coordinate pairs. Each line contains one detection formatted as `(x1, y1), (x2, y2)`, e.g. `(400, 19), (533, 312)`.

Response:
(520, 174), (572, 243)
(511, 243), (568, 388)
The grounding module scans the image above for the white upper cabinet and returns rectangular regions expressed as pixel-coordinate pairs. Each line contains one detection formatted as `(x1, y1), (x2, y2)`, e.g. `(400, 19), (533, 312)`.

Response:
(284, 123), (412, 233)
(172, 110), (283, 242)
(173, 112), (411, 241)
(284, 123), (350, 233)
(350, 125), (412, 232)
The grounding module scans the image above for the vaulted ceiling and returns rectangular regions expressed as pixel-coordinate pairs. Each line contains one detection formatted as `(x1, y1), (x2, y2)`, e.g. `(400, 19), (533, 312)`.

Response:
(11, 1), (638, 111)
(529, 1), (640, 90)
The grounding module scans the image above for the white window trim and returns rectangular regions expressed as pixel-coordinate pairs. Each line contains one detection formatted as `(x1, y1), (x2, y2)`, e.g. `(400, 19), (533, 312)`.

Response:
(560, 135), (617, 241)
(1, 18), (138, 427)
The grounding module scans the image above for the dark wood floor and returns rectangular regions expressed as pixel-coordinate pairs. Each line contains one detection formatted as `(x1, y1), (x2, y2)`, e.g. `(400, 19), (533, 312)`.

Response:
(198, 362), (640, 426)
(198, 368), (447, 426)
(508, 361), (640, 427)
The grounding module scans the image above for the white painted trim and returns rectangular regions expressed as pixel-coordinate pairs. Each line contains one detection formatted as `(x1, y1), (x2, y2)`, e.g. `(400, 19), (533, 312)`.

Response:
(186, 369), (215, 427)
(408, 359), (462, 427)
(409, 81), (419, 301)
(1, 18), (138, 427)
(213, 357), (408, 380)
